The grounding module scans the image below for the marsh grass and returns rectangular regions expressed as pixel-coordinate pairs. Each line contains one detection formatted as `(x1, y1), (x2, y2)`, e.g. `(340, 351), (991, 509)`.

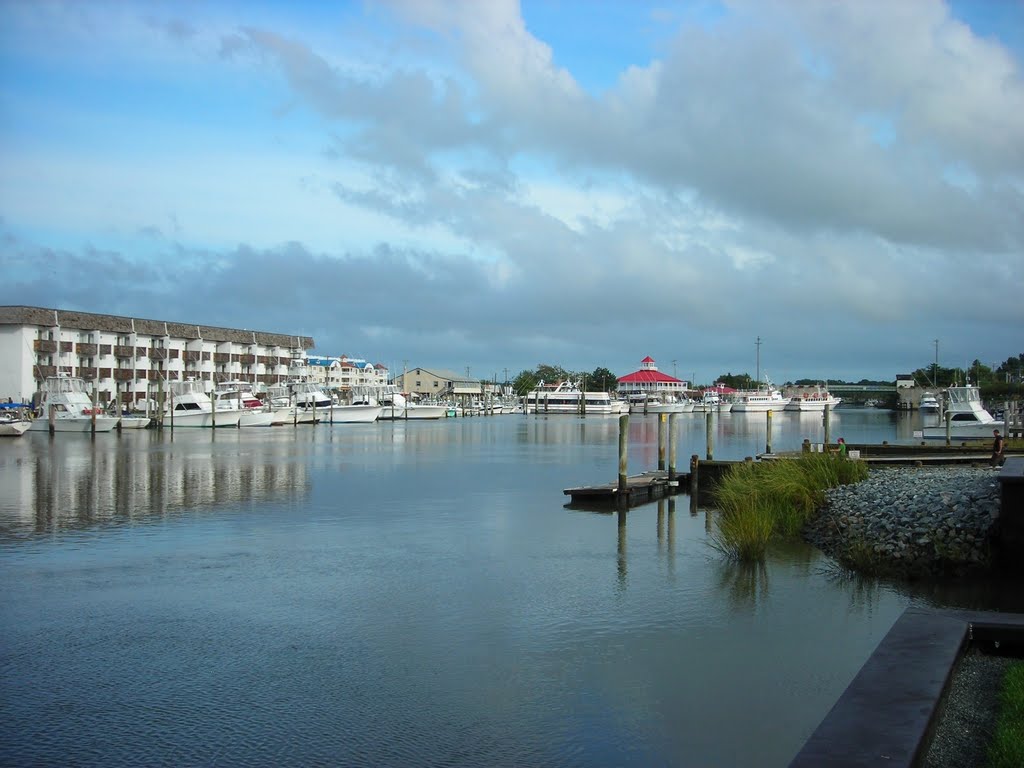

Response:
(710, 454), (869, 561)
(989, 661), (1024, 768)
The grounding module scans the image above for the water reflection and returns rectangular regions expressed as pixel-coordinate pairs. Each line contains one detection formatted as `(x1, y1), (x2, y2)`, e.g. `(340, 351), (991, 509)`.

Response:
(716, 560), (771, 609)
(0, 433), (309, 539)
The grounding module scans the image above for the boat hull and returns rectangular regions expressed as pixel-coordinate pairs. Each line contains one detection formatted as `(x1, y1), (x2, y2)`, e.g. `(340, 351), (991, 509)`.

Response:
(0, 420), (32, 436)
(28, 416), (120, 433)
(118, 416), (152, 429)
(324, 405), (382, 423)
(162, 410), (243, 428)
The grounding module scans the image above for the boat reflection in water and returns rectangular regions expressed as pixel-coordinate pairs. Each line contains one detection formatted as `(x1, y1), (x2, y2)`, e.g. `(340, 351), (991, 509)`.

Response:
(0, 431), (310, 538)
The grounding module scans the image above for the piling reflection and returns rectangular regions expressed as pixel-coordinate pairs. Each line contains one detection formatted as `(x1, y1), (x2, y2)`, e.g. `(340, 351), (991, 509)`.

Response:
(0, 434), (310, 539)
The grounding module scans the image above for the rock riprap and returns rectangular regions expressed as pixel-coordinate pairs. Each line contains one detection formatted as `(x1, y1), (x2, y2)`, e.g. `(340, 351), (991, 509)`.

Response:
(803, 466), (1002, 576)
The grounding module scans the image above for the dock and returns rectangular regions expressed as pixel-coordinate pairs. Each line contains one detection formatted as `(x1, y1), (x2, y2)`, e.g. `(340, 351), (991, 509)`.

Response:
(563, 470), (681, 507)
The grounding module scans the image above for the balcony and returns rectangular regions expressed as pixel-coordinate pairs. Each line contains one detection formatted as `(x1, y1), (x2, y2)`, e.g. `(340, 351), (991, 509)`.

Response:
(99, 344), (111, 355)
(60, 342), (73, 352)
(183, 351), (202, 363)
(114, 345), (135, 358)
(35, 365), (57, 378)
(238, 354), (256, 365)
(76, 343), (98, 356)
(78, 369), (97, 381)
(149, 348), (167, 361)
(34, 339), (58, 353)
(99, 368), (111, 379)
(113, 369), (135, 381)
(213, 353), (231, 363)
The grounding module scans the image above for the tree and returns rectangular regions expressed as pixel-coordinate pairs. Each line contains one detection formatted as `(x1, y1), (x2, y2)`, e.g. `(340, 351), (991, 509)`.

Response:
(715, 372), (754, 390)
(534, 364), (570, 385)
(588, 366), (618, 391)
(512, 370), (539, 396)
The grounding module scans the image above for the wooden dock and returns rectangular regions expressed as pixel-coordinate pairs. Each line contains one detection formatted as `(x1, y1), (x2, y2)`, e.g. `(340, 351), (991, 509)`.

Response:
(563, 470), (683, 508)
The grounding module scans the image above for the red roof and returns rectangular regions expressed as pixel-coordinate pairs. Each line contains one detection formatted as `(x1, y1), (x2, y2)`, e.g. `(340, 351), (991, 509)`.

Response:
(641, 355), (655, 363)
(618, 369), (684, 384)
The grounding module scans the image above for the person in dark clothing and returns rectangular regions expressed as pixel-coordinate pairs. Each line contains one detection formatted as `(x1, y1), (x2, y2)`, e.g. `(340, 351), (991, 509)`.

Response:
(991, 429), (1005, 468)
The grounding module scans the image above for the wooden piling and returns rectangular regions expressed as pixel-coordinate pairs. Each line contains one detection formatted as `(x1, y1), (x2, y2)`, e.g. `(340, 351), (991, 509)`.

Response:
(823, 406), (831, 447)
(48, 402), (55, 434)
(668, 413), (678, 482)
(766, 409), (773, 454)
(91, 384), (98, 434)
(945, 410), (952, 446)
(689, 454), (699, 496)
(705, 410), (714, 460)
(657, 413), (666, 471)
(617, 413), (629, 497)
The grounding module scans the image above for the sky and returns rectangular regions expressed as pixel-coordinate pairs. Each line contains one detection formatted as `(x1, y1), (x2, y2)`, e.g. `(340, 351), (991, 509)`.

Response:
(1, 0), (1022, 386)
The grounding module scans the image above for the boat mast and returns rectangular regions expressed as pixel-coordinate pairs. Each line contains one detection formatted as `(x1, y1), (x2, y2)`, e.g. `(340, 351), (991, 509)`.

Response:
(755, 336), (762, 386)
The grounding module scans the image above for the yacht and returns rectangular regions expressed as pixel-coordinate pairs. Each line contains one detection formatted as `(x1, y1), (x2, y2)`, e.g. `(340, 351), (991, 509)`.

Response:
(919, 392), (940, 411)
(525, 380), (624, 415)
(0, 403), (32, 436)
(784, 385), (842, 412)
(377, 386), (447, 420)
(730, 378), (791, 413)
(918, 384), (1004, 440)
(163, 379), (243, 428)
(214, 381), (275, 427)
(28, 375), (120, 433)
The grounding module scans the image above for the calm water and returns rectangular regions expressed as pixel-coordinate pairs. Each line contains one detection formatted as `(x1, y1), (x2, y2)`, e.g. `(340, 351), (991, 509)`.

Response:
(0, 409), (1014, 767)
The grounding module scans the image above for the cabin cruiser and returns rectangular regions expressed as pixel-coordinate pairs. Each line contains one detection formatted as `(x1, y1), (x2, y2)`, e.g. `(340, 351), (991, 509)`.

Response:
(163, 379), (243, 428)
(917, 384), (1004, 440)
(377, 386), (447, 420)
(919, 392), (940, 411)
(214, 381), (275, 427)
(28, 375), (120, 433)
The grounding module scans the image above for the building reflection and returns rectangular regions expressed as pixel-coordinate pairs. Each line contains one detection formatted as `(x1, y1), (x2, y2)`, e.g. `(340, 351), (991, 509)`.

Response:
(0, 433), (310, 538)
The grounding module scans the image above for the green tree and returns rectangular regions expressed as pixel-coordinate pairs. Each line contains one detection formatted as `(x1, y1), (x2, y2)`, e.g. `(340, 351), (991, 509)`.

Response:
(715, 372), (754, 390)
(588, 366), (618, 391)
(512, 370), (539, 396)
(534, 364), (570, 385)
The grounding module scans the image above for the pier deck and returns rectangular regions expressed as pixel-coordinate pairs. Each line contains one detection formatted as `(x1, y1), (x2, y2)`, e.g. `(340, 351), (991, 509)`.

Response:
(563, 470), (684, 508)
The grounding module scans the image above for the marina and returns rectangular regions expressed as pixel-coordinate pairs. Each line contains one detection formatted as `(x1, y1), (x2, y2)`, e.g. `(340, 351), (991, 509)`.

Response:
(2, 408), (1021, 767)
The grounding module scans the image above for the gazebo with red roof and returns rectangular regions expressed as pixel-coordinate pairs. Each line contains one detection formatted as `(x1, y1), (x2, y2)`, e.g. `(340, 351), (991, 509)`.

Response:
(617, 357), (688, 398)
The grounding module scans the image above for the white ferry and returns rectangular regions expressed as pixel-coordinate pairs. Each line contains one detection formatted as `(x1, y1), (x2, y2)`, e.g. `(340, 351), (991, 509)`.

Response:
(526, 380), (626, 415)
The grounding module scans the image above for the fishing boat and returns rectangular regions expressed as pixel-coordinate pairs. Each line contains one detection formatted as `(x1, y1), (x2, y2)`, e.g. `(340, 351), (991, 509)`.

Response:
(917, 383), (1004, 440)
(163, 379), (243, 428)
(919, 392), (940, 411)
(377, 386), (447, 420)
(27, 376), (120, 433)
(214, 381), (275, 427)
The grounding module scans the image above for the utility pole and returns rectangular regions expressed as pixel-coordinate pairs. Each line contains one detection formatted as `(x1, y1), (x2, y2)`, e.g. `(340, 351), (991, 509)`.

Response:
(755, 336), (762, 384)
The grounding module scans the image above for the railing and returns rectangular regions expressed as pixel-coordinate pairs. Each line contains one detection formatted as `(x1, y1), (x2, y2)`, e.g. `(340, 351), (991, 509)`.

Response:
(33, 339), (58, 353)
(113, 369), (135, 381)
(113, 345), (135, 358)
(183, 351), (202, 362)
(237, 354), (256, 365)
(214, 353), (231, 363)
(149, 348), (167, 361)
(76, 343), (98, 356)
(35, 365), (57, 378)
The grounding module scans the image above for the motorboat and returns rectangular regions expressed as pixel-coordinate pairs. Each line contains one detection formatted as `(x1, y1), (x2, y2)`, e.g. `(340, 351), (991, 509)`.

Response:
(525, 380), (623, 415)
(214, 381), (275, 427)
(163, 379), (243, 428)
(784, 386), (841, 412)
(377, 386), (447, 420)
(626, 392), (692, 414)
(918, 384), (1004, 440)
(27, 376), (120, 433)
(288, 381), (383, 423)
(0, 403), (32, 436)
(919, 392), (940, 411)
(730, 378), (791, 413)
(118, 414), (152, 429)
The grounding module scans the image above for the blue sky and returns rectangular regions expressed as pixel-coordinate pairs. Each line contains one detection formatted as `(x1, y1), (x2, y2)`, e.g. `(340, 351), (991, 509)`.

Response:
(1, 0), (1022, 385)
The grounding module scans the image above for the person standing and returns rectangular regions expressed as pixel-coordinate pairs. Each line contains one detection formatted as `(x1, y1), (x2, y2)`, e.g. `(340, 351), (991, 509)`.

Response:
(991, 429), (1005, 468)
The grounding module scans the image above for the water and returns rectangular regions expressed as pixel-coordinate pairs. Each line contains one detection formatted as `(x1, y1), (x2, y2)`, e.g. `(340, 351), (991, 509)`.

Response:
(0, 409), (1007, 767)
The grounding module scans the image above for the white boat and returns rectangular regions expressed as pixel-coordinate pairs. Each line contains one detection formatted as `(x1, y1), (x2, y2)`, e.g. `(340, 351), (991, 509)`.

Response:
(214, 381), (275, 427)
(918, 384), (1004, 440)
(731, 378), (791, 413)
(288, 381), (384, 423)
(919, 392), (940, 411)
(525, 380), (623, 415)
(627, 392), (692, 414)
(163, 379), (243, 428)
(0, 404), (32, 436)
(118, 414), (152, 429)
(377, 386), (447, 420)
(27, 376), (120, 433)
(784, 385), (841, 412)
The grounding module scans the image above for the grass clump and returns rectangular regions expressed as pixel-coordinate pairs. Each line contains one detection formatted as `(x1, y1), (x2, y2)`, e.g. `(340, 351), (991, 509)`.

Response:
(710, 453), (868, 562)
(989, 661), (1024, 768)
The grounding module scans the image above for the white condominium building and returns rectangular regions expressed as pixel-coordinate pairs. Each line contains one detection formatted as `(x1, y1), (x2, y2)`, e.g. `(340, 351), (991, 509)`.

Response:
(0, 306), (316, 405)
